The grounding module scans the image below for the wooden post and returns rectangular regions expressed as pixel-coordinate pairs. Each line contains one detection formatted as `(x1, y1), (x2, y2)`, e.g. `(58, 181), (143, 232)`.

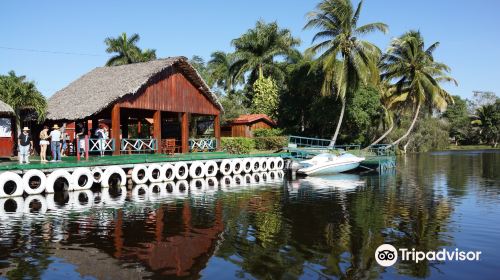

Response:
(181, 112), (189, 153)
(214, 114), (221, 150)
(85, 135), (89, 160)
(111, 104), (121, 155)
(153, 110), (161, 154)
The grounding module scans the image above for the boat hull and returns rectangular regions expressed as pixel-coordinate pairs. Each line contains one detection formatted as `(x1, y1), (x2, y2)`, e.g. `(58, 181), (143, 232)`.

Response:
(297, 161), (361, 176)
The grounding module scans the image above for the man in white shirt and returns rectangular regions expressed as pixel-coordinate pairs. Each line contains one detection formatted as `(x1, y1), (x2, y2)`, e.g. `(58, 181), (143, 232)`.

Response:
(49, 124), (62, 162)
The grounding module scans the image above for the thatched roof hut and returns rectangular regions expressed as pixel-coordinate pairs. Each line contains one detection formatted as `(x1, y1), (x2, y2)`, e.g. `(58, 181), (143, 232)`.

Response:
(0, 100), (14, 115)
(46, 56), (222, 120)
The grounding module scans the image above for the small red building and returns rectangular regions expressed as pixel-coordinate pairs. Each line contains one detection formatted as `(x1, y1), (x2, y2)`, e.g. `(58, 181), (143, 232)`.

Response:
(0, 100), (15, 158)
(221, 114), (276, 137)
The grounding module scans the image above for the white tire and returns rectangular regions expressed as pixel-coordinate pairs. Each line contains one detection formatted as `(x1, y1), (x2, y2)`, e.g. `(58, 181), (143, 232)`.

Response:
(269, 171), (278, 181)
(252, 173), (262, 184)
(190, 178), (206, 194)
(22, 170), (47, 195)
(0, 197), (24, 215)
(174, 180), (189, 196)
(275, 158), (284, 170)
(147, 164), (164, 183)
(165, 182), (175, 193)
(277, 170), (284, 180)
(162, 163), (176, 181)
(233, 175), (244, 186)
(0, 172), (24, 197)
(149, 183), (167, 200)
(243, 174), (252, 185)
(46, 170), (74, 193)
(251, 158), (261, 173)
(22, 195), (47, 214)
(220, 176), (233, 188)
(204, 161), (218, 177)
(174, 162), (189, 180)
(101, 166), (127, 188)
(70, 190), (94, 210)
(72, 168), (94, 190)
(132, 165), (149, 184)
(131, 185), (149, 202)
(267, 158), (276, 171)
(189, 162), (206, 179)
(232, 159), (244, 174)
(259, 158), (268, 172)
(205, 177), (219, 189)
(241, 158), (253, 174)
(261, 172), (269, 182)
(101, 187), (127, 207)
(91, 167), (104, 183)
(220, 159), (233, 176)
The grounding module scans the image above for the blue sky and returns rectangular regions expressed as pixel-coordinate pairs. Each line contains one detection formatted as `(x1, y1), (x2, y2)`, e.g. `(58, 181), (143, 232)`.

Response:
(1, 0), (499, 99)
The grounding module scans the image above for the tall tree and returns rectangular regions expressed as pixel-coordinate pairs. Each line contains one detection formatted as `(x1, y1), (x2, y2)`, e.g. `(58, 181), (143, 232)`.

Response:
(208, 51), (242, 93)
(231, 20), (300, 83)
(304, 0), (388, 146)
(380, 31), (457, 146)
(471, 100), (500, 147)
(0, 71), (47, 133)
(104, 32), (156, 66)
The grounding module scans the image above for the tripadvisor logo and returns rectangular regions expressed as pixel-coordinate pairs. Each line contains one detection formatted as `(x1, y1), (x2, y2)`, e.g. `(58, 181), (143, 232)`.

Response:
(375, 244), (482, 267)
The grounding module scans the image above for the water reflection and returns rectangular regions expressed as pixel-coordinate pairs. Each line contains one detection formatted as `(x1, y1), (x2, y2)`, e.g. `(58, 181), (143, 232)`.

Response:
(0, 151), (499, 279)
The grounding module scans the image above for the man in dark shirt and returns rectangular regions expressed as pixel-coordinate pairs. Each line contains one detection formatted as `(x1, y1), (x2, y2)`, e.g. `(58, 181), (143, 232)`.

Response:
(18, 127), (33, 164)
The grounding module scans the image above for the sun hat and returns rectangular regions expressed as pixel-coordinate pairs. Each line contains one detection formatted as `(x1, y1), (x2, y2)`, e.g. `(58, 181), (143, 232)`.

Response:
(52, 124), (60, 129)
(22, 127), (30, 131)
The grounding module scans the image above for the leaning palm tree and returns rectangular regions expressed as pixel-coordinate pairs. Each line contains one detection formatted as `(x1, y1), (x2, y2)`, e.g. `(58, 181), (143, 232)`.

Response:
(231, 20), (300, 82)
(380, 31), (457, 146)
(0, 71), (46, 133)
(104, 32), (156, 66)
(304, 0), (388, 146)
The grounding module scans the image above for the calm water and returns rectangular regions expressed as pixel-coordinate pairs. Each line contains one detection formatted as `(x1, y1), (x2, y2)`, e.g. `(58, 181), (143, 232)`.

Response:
(0, 151), (499, 279)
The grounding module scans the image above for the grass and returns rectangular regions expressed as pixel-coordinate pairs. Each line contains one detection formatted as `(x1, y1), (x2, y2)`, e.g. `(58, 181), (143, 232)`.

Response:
(445, 145), (499, 151)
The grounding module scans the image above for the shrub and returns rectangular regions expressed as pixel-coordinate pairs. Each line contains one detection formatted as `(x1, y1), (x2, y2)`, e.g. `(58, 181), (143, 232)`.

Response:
(253, 128), (283, 137)
(254, 136), (288, 151)
(221, 137), (255, 154)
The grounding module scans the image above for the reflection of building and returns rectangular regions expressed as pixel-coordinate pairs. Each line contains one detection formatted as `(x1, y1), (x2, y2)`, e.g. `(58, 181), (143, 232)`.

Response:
(0, 100), (15, 158)
(222, 114), (276, 137)
(114, 201), (224, 277)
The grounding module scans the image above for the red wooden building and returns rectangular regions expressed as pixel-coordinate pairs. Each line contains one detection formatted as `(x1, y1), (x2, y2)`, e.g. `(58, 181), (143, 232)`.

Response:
(0, 100), (15, 158)
(221, 114), (276, 137)
(46, 57), (223, 155)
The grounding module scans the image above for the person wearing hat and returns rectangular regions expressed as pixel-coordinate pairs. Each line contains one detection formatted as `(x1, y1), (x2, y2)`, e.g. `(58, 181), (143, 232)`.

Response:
(48, 124), (62, 162)
(18, 127), (33, 164)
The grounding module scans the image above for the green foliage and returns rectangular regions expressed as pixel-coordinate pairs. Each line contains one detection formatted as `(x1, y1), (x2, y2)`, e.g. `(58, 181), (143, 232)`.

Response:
(342, 86), (384, 145)
(0, 71), (47, 123)
(472, 100), (500, 146)
(403, 117), (450, 152)
(442, 95), (471, 144)
(254, 136), (287, 151)
(251, 76), (279, 119)
(189, 55), (214, 87)
(219, 90), (250, 124)
(221, 137), (255, 154)
(253, 128), (283, 137)
(104, 32), (156, 66)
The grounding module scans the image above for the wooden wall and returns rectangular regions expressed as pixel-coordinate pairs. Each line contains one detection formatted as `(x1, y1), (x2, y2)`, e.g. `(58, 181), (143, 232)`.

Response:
(118, 67), (220, 116)
(229, 120), (273, 137)
(0, 116), (14, 158)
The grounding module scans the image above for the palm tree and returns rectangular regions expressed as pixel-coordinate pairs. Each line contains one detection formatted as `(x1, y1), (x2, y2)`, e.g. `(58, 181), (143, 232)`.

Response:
(231, 20), (300, 82)
(380, 31), (457, 146)
(304, 0), (388, 146)
(208, 51), (242, 93)
(104, 32), (156, 66)
(0, 71), (47, 133)
(471, 101), (500, 147)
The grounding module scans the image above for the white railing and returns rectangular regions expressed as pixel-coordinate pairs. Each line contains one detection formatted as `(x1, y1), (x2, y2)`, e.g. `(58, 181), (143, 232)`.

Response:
(121, 139), (157, 152)
(189, 138), (217, 152)
(88, 139), (115, 152)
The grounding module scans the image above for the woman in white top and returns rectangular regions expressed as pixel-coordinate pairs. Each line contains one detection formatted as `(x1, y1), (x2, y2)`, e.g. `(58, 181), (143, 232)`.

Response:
(39, 126), (49, 162)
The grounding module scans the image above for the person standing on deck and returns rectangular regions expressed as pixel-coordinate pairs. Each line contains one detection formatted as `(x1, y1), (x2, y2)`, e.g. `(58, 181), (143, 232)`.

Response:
(39, 126), (49, 162)
(95, 124), (106, 157)
(18, 127), (33, 164)
(49, 124), (62, 162)
(76, 123), (86, 155)
(60, 123), (68, 157)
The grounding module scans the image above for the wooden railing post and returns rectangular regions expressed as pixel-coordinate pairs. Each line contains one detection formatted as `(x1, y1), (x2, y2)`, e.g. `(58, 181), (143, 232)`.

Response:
(214, 114), (221, 151)
(85, 135), (89, 160)
(111, 104), (121, 155)
(153, 110), (161, 154)
(181, 112), (189, 153)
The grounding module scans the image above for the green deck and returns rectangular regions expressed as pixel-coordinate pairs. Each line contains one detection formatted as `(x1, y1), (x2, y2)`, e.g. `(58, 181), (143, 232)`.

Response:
(0, 152), (290, 172)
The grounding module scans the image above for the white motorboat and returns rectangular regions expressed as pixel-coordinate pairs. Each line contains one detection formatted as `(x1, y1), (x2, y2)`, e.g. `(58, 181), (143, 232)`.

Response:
(297, 153), (365, 176)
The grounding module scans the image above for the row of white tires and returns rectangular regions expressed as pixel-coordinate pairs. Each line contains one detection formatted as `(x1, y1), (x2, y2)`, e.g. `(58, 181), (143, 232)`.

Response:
(130, 157), (284, 184)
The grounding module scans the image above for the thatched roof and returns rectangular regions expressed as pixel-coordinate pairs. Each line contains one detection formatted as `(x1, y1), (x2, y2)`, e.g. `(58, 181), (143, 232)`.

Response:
(47, 56), (222, 120)
(0, 100), (14, 115)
